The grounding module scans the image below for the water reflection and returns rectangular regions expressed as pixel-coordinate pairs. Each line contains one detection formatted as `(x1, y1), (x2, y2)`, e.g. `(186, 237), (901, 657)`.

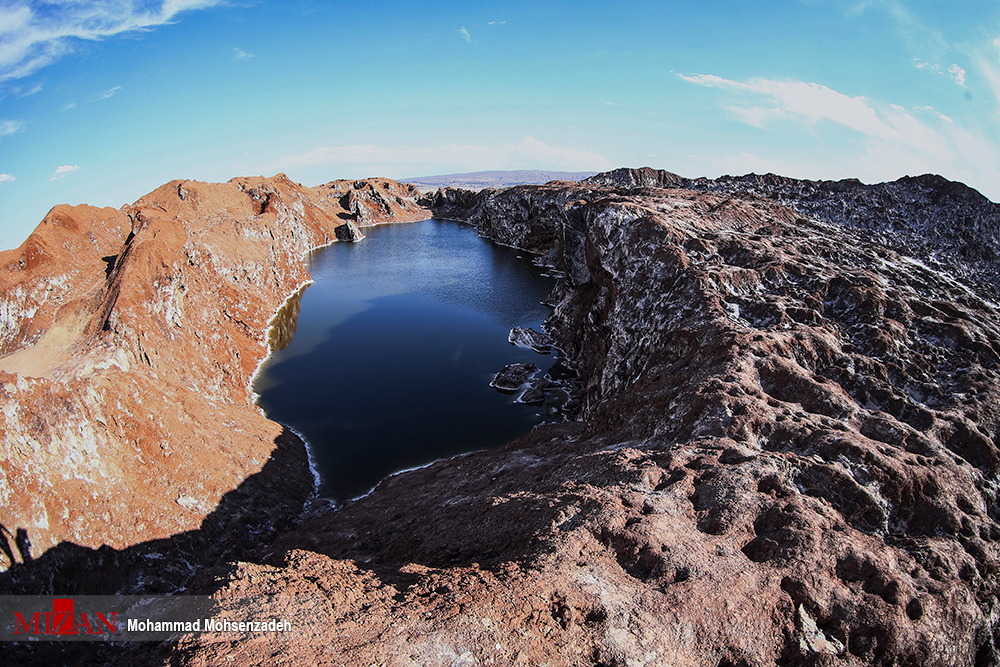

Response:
(254, 220), (558, 503)
(267, 285), (307, 353)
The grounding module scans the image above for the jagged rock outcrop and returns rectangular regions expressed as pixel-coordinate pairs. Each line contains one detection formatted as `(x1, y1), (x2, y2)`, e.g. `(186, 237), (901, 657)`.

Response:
(334, 220), (365, 242)
(684, 172), (1000, 302)
(581, 166), (686, 189)
(169, 173), (1000, 666)
(589, 167), (1000, 301)
(0, 174), (429, 560)
(489, 362), (539, 391)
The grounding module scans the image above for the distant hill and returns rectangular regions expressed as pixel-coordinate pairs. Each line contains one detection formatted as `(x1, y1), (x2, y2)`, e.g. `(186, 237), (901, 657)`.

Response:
(402, 170), (597, 191)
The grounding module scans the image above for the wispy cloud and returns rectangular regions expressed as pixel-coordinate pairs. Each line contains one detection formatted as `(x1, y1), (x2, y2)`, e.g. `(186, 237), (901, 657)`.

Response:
(678, 72), (999, 198)
(0, 119), (24, 137)
(94, 85), (121, 100)
(487, 21), (506, 25)
(848, 0), (949, 59)
(232, 47), (254, 61)
(268, 137), (612, 175)
(975, 37), (1000, 112)
(0, 173), (15, 184)
(913, 59), (967, 87)
(62, 101), (76, 111)
(9, 81), (43, 98)
(0, 1), (226, 85)
(948, 64), (966, 87)
(679, 74), (946, 155)
(49, 164), (80, 181)
(458, 27), (471, 43)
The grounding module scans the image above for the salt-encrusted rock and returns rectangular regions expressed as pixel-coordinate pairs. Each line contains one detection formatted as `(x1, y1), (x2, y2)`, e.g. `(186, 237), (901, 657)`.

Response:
(0, 174), (429, 558)
(226, 172), (1000, 667)
(509, 326), (552, 353)
(515, 377), (551, 404)
(489, 362), (538, 391)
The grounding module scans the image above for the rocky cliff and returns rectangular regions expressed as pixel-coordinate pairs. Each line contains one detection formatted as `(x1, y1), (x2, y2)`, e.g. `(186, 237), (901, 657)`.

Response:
(0, 175), (427, 564)
(3, 169), (1000, 666)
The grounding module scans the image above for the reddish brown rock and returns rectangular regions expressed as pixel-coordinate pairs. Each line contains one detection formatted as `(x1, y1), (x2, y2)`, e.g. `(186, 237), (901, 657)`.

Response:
(0, 174), (429, 559)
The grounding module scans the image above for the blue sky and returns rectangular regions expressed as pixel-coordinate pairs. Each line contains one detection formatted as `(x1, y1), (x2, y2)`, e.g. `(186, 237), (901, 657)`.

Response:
(1, 0), (999, 249)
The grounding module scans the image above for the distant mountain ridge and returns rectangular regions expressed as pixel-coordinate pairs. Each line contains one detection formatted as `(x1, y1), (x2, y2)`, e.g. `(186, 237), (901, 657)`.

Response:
(403, 169), (597, 190)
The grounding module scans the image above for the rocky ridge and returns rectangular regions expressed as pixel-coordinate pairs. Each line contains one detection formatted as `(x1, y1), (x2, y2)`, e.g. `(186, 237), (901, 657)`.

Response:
(171, 172), (1000, 665)
(2, 169), (999, 666)
(0, 175), (426, 563)
(585, 167), (1000, 301)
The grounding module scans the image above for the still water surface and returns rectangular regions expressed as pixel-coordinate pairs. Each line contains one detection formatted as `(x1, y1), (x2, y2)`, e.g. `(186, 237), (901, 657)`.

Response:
(254, 219), (558, 502)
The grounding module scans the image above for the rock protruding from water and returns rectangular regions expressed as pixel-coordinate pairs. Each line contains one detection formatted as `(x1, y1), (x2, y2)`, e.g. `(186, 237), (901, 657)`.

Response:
(489, 362), (538, 391)
(515, 377), (552, 405)
(508, 326), (552, 353)
(335, 221), (365, 242)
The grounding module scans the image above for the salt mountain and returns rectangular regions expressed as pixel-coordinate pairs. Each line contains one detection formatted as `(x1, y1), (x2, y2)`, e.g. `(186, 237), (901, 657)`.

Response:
(1, 168), (998, 666)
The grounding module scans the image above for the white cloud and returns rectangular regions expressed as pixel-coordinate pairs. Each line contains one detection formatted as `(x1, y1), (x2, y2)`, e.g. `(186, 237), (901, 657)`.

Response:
(0, 173), (15, 184)
(679, 72), (1000, 201)
(679, 74), (950, 160)
(232, 48), (254, 61)
(94, 85), (121, 100)
(0, 1), (226, 85)
(487, 21), (506, 25)
(949, 64), (966, 86)
(9, 81), (43, 97)
(269, 137), (612, 175)
(975, 38), (1000, 111)
(458, 27), (471, 43)
(0, 119), (24, 137)
(49, 164), (80, 181)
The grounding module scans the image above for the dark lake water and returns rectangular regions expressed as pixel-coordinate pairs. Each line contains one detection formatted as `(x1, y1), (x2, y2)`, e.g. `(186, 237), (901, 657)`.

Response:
(253, 219), (559, 502)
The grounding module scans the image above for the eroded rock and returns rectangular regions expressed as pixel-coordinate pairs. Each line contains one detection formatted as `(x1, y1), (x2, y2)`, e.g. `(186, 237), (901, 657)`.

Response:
(196, 172), (1000, 666)
(509, 325), (553, 353)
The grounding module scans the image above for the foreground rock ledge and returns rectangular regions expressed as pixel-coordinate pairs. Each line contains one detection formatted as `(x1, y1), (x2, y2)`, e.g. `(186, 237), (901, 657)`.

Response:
(188, 176), (999, 666)
(3, 170), (1000, 666)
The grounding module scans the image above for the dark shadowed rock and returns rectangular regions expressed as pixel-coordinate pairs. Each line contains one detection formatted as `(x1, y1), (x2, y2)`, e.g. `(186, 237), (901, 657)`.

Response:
(581, 166), (686, 189)
(334, 220), (364, 242)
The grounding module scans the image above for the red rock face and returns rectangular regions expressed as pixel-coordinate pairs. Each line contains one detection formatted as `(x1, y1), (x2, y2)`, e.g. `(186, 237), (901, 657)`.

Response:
(0, 174), (429, 557)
